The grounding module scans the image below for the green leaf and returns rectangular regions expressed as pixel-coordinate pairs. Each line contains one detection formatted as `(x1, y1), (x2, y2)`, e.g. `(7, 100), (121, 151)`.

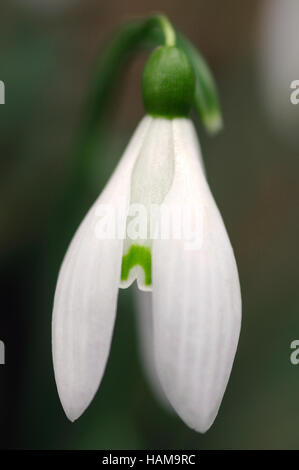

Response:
(177, 33), (223, 135)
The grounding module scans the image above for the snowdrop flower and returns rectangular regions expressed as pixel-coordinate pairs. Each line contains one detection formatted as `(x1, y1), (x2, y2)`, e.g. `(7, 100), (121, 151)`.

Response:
(52, 30), (241, 433)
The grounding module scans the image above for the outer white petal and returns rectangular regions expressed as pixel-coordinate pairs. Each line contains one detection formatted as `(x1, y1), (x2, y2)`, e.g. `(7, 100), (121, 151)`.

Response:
(52, 116), (152, 421)
(152, 118), (241, 433)
(134, 288), (170, 409)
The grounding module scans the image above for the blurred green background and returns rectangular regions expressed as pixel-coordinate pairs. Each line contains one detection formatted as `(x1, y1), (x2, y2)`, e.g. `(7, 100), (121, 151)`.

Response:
(1, 0), (299, 450)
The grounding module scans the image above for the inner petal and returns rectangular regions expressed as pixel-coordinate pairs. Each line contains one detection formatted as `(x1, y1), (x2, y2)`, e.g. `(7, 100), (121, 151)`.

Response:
(119, 118), (175, 291)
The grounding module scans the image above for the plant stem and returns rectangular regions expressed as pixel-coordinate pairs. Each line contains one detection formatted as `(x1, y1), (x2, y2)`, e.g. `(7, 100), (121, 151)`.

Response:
(154, 14), (176, 47)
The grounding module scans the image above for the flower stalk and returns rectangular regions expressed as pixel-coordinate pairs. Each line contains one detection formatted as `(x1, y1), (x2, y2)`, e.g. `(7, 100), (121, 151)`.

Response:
(153, 14), (176, 47)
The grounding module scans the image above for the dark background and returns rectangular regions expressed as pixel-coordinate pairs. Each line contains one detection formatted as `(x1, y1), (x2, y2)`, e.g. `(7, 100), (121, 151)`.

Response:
(0, 0), (299, 449)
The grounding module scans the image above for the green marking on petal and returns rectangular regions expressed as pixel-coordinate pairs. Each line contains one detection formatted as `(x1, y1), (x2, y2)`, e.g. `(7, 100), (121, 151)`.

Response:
(121, 245), (152, 286)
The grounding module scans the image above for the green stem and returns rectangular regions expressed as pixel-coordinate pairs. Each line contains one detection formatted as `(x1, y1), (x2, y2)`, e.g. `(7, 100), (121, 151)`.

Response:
(154, 14), (176, 46)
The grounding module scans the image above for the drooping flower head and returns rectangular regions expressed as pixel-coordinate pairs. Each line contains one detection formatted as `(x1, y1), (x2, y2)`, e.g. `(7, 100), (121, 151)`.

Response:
(52, 14), (241, 433)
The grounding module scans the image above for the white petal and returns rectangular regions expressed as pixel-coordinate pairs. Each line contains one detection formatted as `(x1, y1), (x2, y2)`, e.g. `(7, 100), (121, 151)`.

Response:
(52, 116), (152, 421)
(134, 288), (170, 409)
(152, 118), (241, 433)
(120, 118), (175, 292)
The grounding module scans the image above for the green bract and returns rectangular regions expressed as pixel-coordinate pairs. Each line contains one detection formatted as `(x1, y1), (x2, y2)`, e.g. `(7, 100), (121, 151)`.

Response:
(142, 46), (195, 119)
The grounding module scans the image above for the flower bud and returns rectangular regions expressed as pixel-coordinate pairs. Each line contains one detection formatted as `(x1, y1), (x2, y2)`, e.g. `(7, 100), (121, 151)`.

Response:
(142, 46), (195, 118)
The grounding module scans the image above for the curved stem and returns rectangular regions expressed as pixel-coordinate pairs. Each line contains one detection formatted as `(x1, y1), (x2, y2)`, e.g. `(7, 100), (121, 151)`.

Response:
(154, 14), (176, 47)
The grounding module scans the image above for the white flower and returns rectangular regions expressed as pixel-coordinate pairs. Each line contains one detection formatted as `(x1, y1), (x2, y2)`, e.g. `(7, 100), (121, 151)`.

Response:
(52, 114), (241, 433)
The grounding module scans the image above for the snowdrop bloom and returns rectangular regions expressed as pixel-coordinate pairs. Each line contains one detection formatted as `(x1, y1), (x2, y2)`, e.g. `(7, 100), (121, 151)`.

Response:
(52, 43), (241, 433)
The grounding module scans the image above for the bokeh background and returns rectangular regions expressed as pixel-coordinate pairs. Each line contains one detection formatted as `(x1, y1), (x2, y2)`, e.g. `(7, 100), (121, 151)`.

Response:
(1, 0), (299, 450)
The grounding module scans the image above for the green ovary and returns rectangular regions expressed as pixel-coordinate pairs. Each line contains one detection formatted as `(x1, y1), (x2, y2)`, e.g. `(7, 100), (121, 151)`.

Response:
(121, 245), (152, 286)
